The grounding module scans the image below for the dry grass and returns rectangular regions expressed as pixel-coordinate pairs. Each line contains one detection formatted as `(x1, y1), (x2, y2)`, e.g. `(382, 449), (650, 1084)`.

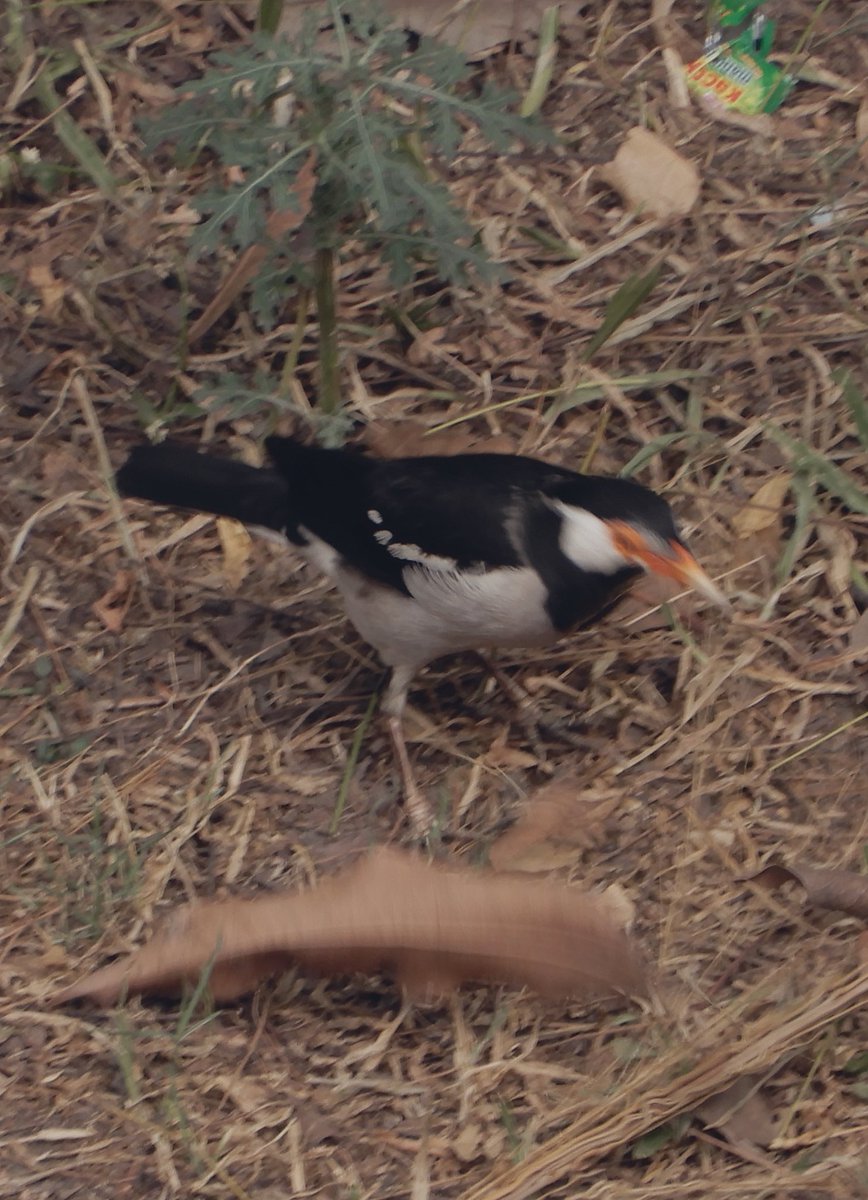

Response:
(2, 2), (867, 1197)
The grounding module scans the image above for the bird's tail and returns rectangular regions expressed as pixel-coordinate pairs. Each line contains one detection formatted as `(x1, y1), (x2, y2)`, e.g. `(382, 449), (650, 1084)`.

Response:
(116, 442), (289, 531)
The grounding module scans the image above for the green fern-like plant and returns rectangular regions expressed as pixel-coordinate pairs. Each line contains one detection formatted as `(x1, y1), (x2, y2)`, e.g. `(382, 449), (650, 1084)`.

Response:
(143, 0), (550, 420)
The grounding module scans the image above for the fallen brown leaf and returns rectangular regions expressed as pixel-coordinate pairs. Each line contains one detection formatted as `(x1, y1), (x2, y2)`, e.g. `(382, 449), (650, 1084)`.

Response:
(53, 847), (646, 1007)
(747, 862), (868, 921)
(27, 263), (66, 318)
(278, 0), (552, 58)
(489, 777), (621, 873)
(600, 127), (700, 220)
(40, 448), (87, 490)
(91, 570), (135, 634)
(216, 517), (253, 589)
(696, 1074), (777, 1156)
(732, 475), (792, 537)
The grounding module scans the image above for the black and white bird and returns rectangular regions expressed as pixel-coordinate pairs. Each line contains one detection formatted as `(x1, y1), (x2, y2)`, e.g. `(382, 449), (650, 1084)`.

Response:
(116, 436), (728, 829)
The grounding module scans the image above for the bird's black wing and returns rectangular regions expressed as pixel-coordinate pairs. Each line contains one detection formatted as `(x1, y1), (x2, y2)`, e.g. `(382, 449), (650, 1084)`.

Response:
(365, 456), (642, 628)
(265, 439), (582, 592)
(365, 453), (578, 568)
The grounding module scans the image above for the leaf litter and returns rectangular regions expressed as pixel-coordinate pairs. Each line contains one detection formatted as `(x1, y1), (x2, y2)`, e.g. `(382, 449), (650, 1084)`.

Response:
(53, 846), (646, 1007)
(747, 861), (868, 921)
(4, 0), (867, 1196)
(489, 775), (621, 873)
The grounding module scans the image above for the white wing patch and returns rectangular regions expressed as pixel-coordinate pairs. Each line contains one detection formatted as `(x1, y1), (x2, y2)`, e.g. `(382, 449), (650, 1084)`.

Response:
(367, 509), (383, 525)
(391, 543), (456, 571)
(369, 520), (456, 571)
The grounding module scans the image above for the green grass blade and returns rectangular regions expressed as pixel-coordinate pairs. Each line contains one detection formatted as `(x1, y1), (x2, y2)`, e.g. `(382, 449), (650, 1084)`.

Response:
(258, 0), (284, 35)
(833, 367), (868, 449)
(583, 264), (662, 361)
(619, 432), (692, 478)
(765, 425), (868, 515)
(331, 689), (379, 835)
(548, 369), (705, 419)
(773, 471), (815, 589)
(520, 5), (560, 118)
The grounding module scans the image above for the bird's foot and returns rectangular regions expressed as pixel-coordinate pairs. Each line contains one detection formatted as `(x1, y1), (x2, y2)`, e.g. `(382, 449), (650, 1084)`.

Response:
(387, 715), (434, 836)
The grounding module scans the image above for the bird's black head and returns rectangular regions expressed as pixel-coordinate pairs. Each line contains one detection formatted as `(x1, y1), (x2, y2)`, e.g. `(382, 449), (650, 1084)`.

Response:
(551, 475), (727, 605)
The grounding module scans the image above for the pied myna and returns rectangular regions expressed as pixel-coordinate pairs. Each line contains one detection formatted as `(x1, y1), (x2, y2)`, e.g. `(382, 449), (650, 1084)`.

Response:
(116, 436), (728, 829)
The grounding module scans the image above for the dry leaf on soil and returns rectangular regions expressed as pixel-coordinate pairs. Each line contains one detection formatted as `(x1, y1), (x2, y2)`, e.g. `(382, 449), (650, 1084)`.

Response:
(600, 127), (700, 220)
(731, 474), (790, 581)
(91, 570), (135, 634)
(489, 777), (621, 873)
(217, 517), (253, 589)
(732, 475), (792, 537)
(53, 847), (646, 1007)
(277, 0), (552, 57)
(27, 263), (66, 318)
(747, 862), (868, 921)
(695, 1074), (777, 1159)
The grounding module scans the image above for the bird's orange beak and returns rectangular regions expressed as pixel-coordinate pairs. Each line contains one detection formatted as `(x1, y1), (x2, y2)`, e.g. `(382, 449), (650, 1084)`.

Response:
(609, 522), (730, 608)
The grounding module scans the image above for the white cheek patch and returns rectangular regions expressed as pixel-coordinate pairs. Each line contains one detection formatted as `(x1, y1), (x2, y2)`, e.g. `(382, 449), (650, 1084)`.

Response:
(552, 502), (633, 575)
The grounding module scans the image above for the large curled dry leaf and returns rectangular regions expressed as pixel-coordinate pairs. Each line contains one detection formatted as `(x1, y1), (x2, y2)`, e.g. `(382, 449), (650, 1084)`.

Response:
(277, 0), (552, 57)
(600, 127), (700, 220)
(53, 848), (645, 1007)
(747, 862), (868, 921)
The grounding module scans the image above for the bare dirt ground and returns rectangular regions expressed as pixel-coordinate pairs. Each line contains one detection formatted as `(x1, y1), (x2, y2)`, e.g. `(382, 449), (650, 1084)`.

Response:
(2, 2), (866, 1197)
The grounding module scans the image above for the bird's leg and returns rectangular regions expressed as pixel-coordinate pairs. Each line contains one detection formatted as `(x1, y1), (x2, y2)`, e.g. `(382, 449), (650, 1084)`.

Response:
(475, 652), (594, 756)
(383, 665), (432, 835)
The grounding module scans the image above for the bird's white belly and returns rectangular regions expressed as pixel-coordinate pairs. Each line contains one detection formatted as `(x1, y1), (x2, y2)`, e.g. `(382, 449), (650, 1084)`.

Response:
(290, 528), (558, 669)
(335, 562), (557, 670)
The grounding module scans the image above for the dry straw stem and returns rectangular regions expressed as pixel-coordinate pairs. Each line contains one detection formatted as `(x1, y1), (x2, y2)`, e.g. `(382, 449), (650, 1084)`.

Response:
(0, 563), (40, 670)
(467, 965), (868, 1200)
(73, 374), (142, 570)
